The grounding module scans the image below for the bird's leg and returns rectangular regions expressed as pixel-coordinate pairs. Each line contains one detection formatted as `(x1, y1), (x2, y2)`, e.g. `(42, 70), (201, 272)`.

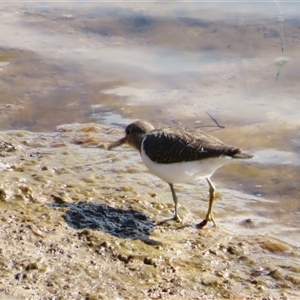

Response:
(197, 178), (217, 228)
(169, 183), (181, 221)
(156, 183), (181, 225)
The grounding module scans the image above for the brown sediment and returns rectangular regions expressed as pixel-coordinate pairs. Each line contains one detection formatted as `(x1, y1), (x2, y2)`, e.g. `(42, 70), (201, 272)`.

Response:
(0, 124), (299, 299)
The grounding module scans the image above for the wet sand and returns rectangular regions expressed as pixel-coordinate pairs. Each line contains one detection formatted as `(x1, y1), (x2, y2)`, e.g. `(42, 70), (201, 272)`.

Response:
(0, 124), (299, 299)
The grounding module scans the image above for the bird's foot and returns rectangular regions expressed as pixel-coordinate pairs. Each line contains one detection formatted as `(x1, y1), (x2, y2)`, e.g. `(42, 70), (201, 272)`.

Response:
(156, 214), (181, 225)
(196, 214), (216, 229)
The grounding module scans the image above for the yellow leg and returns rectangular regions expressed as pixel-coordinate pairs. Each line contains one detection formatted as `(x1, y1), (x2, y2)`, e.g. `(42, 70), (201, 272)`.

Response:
(197, 178), (217, 228)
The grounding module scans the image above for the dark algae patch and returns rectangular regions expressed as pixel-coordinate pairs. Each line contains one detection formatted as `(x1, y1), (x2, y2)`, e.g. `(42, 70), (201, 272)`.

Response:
(61, 202), (160, 245)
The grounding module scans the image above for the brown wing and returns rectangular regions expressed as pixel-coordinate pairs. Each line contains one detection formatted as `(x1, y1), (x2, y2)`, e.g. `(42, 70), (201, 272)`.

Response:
(143, 127), (243, 164)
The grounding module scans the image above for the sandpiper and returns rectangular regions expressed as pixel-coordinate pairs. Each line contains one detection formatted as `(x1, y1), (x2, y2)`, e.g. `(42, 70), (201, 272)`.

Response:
(107, 120), (253, 228)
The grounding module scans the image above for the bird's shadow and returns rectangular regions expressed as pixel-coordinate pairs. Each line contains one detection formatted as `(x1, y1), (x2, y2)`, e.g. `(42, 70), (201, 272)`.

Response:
(49, 202), (161, 246)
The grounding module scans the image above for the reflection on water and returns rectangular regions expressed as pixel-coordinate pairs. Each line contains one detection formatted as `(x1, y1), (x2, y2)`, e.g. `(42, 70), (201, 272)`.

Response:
(0, 0), (299, 250)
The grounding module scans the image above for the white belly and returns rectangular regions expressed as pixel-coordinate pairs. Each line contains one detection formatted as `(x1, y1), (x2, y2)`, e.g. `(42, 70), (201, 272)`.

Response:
(141, 146), (229, 184)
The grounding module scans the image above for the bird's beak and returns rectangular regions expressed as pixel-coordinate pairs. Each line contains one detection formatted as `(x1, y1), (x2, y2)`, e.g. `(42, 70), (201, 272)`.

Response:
(106, 136), (127, 150)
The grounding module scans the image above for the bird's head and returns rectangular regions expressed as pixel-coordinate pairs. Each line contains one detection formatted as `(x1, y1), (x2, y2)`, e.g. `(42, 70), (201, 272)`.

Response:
(107, 120), (154, 152)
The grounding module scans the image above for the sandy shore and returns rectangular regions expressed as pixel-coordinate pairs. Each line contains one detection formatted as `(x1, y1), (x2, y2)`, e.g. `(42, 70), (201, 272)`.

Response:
(0, 123), (299, 299)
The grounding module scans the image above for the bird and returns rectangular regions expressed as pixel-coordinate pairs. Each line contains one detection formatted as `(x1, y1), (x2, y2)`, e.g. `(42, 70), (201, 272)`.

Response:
(106, 120), (253, 228)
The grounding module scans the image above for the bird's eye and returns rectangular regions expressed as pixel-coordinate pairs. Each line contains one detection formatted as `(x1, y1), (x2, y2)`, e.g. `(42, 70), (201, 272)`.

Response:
(126, 128), (131, 135)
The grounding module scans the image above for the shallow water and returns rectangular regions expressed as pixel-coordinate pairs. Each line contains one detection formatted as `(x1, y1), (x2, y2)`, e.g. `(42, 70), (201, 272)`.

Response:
(0, 1), (300, 298)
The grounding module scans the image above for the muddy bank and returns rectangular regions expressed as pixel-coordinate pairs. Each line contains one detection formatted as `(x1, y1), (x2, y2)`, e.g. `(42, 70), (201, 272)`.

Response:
(0, 123), (299, 299)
